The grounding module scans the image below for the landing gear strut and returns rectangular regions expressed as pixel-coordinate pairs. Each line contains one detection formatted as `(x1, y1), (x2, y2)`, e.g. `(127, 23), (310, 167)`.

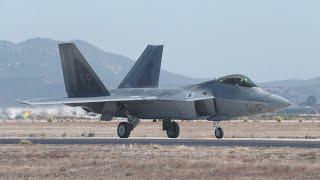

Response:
(163, 119), (180, 138)
(117, 116), (140, 138)
(213, 122), (224, 139)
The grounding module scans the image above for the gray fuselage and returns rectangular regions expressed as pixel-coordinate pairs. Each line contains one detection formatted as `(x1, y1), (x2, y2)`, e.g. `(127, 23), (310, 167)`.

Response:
(81, 79), (290, 121)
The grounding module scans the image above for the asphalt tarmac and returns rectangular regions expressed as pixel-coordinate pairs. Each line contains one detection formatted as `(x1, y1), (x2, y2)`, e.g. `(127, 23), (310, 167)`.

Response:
(1, 138), (320, 148)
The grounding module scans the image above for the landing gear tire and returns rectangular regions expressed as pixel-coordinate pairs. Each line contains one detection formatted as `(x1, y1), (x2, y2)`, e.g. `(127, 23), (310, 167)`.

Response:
(117, 122), (132, 138)
(215, 127), (224, 139)
(166, 121), (180, 138)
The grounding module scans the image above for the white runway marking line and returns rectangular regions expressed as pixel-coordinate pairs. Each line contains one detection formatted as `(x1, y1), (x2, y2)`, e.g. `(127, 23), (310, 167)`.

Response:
(1, 137), (320, 142)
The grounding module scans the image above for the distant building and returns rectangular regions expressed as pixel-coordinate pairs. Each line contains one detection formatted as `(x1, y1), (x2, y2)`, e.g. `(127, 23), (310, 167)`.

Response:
(0, 107), (9, 120)
(4, 106), (87, 120)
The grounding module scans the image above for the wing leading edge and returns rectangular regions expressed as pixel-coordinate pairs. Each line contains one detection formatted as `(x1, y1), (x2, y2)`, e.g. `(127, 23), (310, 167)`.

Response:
(22, 94), (215, 105)
(22, 95), (157, 105)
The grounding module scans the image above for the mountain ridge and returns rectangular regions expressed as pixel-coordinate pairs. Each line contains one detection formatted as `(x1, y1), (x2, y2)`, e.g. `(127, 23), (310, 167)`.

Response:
(1, 37), (320, 106)
(0, 38), (203, 106)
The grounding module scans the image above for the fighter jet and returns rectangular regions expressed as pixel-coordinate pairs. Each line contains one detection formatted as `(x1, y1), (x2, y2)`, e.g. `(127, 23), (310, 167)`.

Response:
(23, 43), (291, 139)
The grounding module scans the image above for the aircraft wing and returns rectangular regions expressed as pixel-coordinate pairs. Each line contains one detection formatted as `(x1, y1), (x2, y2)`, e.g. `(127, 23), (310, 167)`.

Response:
(22, 93), (215, 105)
(22, 95), (158, 105)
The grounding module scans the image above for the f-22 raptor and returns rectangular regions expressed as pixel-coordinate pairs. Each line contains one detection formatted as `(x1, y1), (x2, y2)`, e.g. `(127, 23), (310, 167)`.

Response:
(23, 43), (291, 139)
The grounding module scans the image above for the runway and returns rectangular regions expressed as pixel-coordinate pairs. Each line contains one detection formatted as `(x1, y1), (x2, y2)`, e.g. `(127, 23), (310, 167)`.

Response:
(1, 137), (320, 148)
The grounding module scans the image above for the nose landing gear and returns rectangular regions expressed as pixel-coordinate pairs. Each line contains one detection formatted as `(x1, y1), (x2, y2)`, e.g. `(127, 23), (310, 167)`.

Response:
(215, 127), (224, 139)
(213, 122), (224, 139)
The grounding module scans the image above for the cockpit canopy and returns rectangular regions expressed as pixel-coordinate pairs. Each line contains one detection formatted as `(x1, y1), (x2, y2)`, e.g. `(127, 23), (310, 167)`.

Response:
(218, 74), (257, 88)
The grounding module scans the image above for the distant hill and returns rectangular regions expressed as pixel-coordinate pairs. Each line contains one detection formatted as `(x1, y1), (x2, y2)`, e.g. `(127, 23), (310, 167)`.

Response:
(260, 77), (320, 105)
(0, 38), (202, 106)
(0, 38), (319, 107)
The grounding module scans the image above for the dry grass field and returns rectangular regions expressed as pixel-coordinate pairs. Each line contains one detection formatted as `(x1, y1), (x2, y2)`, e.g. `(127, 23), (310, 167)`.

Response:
(0, 144), (319, 180)
(0, 120), (319, 179)
(0, 120), (318, 139)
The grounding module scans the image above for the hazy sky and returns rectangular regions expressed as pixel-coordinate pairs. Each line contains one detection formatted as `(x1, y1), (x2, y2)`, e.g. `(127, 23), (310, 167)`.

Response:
(1, 0), (320, 82)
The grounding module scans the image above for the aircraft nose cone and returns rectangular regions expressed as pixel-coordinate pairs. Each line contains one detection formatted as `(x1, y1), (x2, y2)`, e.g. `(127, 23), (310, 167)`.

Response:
(265, 94), (291, 112)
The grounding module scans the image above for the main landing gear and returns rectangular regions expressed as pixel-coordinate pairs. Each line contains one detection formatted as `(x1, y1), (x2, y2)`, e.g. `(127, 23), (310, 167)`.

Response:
(163, 119), (180, 138)
(117, 116), (140, 138)
(213, 122), (224, 139)
(117, 118), (222, 139)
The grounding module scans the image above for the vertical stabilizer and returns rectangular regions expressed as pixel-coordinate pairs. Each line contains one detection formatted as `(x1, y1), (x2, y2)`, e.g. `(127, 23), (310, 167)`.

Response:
(118, 45), (163, 88)
(59, 43), (110, 97)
